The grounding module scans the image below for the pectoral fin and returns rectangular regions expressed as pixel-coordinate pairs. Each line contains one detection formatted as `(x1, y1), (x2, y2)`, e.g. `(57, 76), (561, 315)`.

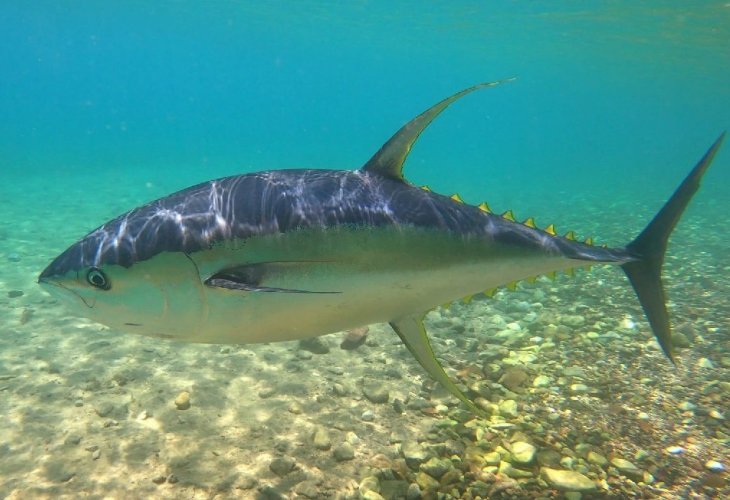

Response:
(390, 314), (485, 416)
(204, 262), (341, 294)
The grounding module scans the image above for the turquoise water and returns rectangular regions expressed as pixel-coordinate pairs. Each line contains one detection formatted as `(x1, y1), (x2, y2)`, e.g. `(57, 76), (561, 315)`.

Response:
(1, 2), (728, 498)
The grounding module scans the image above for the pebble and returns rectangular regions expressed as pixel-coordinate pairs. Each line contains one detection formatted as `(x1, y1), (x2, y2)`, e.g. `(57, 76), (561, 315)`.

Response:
(419, 457), (452, 479)
(362, 383), (389, 404)
(610, 457), (643, 479)
(312, 427), (332, 450)
(299, 337), (330, 354)
(340, 327), (369, 350)
(562, 367), (586, 378)
(258, 386), (276, 398)
(92, 449), (101, 460)
(540, 467), (596, 492)
(705, 460), (725, 472)
(416, 471), (439, 492)
(679, 401), (696, 411)
(269, 456), (296, 476)
(333, 442), (355, 461)
(532, 375), (552, 387)
(174, 391), (191, 410)
(361, 410), (375, 422)
(665, 446), (684, 455)
(498, 399), (518, 418)
(499, 460), (533, 478)
(402, 441), (428, 469)
(697, 357), (714, 369)
(152, 475), (167, 484)
(587, 451), (608, 467)
(7, 290), (23, 298)
(406, 482), (421, 500)
(708, 409), (725, 420)
(570, 383), (589, 394)
(510, 441), (536, 465)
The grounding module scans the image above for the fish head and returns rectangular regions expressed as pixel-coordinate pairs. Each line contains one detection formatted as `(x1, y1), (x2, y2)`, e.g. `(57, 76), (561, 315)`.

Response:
(38, 230), (205, 340)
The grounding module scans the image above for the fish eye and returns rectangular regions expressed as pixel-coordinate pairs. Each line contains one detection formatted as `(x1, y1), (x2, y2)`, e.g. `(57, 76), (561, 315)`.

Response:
(86, 267), (110, 290)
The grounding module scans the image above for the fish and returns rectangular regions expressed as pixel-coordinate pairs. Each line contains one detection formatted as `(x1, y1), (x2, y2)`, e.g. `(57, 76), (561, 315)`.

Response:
(38, 80), (725, 415)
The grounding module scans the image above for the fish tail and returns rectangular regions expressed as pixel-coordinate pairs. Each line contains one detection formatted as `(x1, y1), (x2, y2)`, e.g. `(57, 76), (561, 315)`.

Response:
(621, 132), (725, 361)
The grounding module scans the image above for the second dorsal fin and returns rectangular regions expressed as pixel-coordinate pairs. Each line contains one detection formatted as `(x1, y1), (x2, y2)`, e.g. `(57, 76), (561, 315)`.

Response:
(361, 78), (516, 182)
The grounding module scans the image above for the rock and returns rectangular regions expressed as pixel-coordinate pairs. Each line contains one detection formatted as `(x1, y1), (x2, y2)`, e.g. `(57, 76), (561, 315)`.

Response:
(532, 375), (552, 387)
(64, 434), (82, 446)
(7, 290), (23, 298)
(167, 474), (178, 484)
(587, 451), (608, 467)
(570, 383), (589, 394)
(560, 315), (585, 327)
(299, 337), (330, 354)
(499, 366), (529, 391)
(705, 460), (725, 472)
(498, 399), (518, 418)
(697, 357), (714, 369)
(258, 386), (276, 398)
(419, 457), (452, 479)
(92, 449), (101, 460)
(294, 479), (322, 498)
(152, 475), (167, 484)
(361, 410), (375, 422)
(295, 349), (313, 360)
(402, 441), (428, 470)
(174, 391), (191, 410)
(665, 446), (684, 455)
(483, 451), (501, 466)
(363, 383), (389, 404)
(94, 402), (114, 417)
(610, 457), (642, 479)
(312, 427), (332, 450)
(562, 367), (586, 378)
(541, 467), (597, 492)
(671, 331), (691, 348)
(510, 441), (536, 465)
(679, 401), (696, 411)
(406, 482), (422, 500)
(269, 456), (296, 476)
(340, 327), (369, 350)
(536, 449), (562, 467)
(359, 476), (380, 495)
(287, 401), (302, 414)
(499, 461), (533, 478)
(333, 442), (355, 461)
(415, 471), (439, 492)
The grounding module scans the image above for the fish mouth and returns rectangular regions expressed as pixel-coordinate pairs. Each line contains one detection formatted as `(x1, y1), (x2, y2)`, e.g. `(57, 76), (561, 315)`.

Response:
(38, 276), (96, 309)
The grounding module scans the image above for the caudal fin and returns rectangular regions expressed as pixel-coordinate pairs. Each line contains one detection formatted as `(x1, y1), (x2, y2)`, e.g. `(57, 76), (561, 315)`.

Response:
(622, 133), (725, 361)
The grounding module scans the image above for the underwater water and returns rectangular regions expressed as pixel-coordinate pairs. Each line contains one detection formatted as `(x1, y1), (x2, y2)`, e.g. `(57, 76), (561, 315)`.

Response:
(1, 1), (729, 498)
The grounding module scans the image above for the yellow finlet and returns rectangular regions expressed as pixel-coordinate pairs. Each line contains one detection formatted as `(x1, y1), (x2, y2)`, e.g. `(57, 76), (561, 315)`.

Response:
(526, 276), (537, 284)
(506, 281), (518, 291)
(484, 288), (497, 297)
(545, 224), (557, 236)
(545, 271), (557, 280)
(462, 294), (474, 304)
(565, 268), (575, 277)
(565, 230), (576, 240)
(450, 193), (464, 203)
(478, 202), (492, 213)
(584, 236), (594, 245)
(523, 217), (537, 228)
(502, 210), (516, 222)
(421, 185), (432, 192)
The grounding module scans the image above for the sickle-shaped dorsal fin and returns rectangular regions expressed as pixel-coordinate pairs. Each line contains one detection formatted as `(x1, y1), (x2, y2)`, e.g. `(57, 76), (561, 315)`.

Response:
(361, 78), (516, 182)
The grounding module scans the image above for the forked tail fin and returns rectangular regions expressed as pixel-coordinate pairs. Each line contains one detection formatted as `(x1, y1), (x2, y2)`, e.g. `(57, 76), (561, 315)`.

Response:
(622, 133), (725, 361)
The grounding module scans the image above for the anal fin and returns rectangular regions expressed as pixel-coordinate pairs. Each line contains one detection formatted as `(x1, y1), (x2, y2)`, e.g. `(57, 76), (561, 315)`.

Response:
(390, 314), (485, 416)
